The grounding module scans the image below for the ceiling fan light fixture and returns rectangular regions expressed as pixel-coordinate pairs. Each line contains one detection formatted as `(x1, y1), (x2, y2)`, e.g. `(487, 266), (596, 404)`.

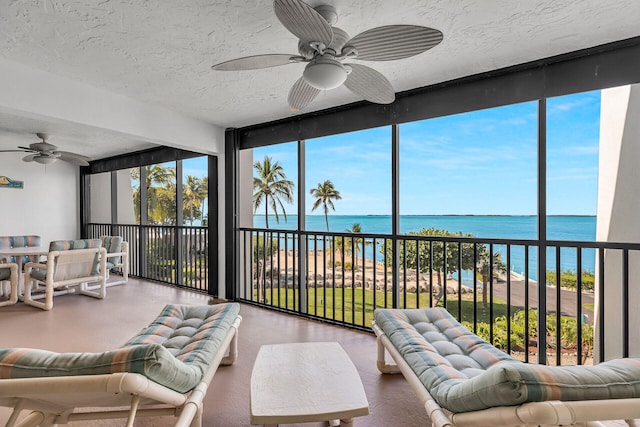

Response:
(303, 57), (347, 90)
(33, 155), (56, 165)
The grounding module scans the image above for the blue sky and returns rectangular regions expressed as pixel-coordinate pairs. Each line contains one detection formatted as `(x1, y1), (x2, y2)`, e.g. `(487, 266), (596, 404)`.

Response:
(255, 90), (601, 216)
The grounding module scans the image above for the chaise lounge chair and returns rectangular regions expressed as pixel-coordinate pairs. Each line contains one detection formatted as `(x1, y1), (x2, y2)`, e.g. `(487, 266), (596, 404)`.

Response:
(0, 302), (242, 427)
(373, 307), (640, 427)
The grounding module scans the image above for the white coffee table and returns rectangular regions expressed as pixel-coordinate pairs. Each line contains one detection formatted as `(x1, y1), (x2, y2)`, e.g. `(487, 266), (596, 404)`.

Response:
(250, 342), (369, 427)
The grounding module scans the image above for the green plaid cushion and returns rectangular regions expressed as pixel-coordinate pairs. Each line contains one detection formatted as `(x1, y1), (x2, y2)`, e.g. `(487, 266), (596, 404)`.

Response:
(374, 308), (640, 413)
(0, 303), (240, 393)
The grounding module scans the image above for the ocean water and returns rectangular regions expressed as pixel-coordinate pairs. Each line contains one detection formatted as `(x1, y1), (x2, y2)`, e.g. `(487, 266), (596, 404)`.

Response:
(252, 215), (597, 280)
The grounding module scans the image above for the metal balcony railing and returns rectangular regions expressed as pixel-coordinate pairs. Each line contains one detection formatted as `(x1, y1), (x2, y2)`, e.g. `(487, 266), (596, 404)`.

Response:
(238, 227), (640, 366)
(87, 223), (209, 293)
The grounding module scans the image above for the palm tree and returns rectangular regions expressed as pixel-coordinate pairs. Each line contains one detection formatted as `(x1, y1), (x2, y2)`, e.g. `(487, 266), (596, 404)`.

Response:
(200, 176), (208, 224)
(253, 156), (294, 228)
(476, 248), (506, 308)
(131, 164), (175, 224)
(343, 223), (364, 268)
(309, 180), (341, 231)
(253, 234), (278, 303)
(183, 175), (207, 226)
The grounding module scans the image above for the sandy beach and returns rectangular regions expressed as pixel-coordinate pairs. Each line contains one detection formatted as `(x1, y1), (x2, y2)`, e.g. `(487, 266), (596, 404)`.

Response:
(266, 248), (510, 294)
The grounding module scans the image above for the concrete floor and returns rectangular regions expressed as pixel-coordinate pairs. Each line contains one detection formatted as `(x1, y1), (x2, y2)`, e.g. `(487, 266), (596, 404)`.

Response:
(0, 278), (429, 426)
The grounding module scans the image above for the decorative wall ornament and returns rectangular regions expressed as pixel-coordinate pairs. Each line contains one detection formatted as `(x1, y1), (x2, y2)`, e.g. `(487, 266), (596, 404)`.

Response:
(0, 176), (24, 189)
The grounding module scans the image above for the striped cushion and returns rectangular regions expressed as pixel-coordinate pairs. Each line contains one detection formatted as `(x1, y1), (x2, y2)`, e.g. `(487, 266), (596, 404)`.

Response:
(49, 239), (102, 251)
(0, 345), (188, 388)
(100, 236), (123, 268)
(123, 303), (239, 367)
(0, 235), (41, 249)
(0, 303), (240, 393)
(374, 308), (640, 413)
(0, 235), (41, 263)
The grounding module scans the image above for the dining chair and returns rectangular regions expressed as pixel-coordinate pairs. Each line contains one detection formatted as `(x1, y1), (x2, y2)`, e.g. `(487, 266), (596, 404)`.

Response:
(99, 235), (129, 287)
(22, 239), (107, 311)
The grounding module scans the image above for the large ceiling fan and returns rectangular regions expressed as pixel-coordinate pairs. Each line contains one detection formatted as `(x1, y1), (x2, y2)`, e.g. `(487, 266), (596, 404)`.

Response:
(211, 0), (443, 112)
(0, 133), (91, 166)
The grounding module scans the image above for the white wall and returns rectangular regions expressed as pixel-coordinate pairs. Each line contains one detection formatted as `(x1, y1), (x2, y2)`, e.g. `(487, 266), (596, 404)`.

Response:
(0, 152), (79, 244)
(595, 84), (640, 361)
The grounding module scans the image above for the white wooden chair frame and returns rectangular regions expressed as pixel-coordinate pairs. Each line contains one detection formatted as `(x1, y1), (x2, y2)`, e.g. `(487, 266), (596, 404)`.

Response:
(0, 315), (241, 427)
(22, 247), (107, 311)
(0, 262), (18, 307)
(104, 240), (129, 287)
(373, 321), (640, 427)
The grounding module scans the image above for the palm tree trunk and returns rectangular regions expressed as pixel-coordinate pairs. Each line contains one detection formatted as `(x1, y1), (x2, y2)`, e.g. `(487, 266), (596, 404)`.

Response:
(264, 196), (269, 228)
(255, 261), (262, 302)
(432, 270), (444, 307)
(482, 274), (489, 308)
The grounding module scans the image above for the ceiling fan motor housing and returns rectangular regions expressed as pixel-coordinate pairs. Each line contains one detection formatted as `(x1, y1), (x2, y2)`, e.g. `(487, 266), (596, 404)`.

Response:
(303, 56), (348, 90)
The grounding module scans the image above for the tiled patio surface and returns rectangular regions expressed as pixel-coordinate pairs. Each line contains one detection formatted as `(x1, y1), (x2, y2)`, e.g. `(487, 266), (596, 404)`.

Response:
(0, 278), (429, 426)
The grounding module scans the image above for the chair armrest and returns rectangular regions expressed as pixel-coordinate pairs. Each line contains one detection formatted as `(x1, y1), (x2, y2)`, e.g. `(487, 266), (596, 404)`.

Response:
(105, 251), (127, 259)
(23, 260), (51, 281)
(23, 262), (48, 273)
(0, 262), (18, 276)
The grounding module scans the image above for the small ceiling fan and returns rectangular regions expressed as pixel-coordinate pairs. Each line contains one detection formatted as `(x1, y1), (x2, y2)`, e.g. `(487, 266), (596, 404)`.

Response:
(0, 133), (91, 166)
(211, 0), (443, 112)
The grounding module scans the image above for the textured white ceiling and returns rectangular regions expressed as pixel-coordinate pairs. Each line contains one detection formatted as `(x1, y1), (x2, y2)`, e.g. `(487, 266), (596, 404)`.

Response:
(0, 0), (639, 159)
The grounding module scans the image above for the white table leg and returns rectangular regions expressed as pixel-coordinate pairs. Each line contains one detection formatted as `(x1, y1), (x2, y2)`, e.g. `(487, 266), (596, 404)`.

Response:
(339, 419), (354, 427)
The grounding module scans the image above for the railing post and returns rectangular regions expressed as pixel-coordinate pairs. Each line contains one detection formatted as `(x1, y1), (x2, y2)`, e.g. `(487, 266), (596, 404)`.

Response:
(299, 233), (308, 314)
(298, 139), (307, 314)
(176, 226), (184, 287)
(391, 124), (400, 309)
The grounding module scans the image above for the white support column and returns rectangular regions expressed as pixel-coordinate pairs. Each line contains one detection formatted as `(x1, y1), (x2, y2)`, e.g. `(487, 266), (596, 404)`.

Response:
(238, 149), (254, 300)
(595, 84), (640, 361)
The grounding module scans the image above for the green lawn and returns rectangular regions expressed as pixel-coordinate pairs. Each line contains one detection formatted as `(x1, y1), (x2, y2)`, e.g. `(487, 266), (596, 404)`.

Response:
(255, 287), (513, 328)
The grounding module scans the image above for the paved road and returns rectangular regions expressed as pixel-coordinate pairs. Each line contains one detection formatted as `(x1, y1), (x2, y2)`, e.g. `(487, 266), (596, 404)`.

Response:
(491, 275), (594, 324)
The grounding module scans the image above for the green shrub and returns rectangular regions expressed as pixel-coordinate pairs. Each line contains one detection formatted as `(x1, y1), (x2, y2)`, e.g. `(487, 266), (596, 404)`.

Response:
(546, 269), (595, 291)
(466, 309), (593, 359)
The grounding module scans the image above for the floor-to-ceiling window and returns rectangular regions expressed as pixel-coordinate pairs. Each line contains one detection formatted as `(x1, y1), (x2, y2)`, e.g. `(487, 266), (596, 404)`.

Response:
(82, 148), (217, 294)
(231, 39), (640, 364)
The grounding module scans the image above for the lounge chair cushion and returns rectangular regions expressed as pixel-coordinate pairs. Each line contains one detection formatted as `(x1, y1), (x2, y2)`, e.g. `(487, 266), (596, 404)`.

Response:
(0, 303), (240, 393)
(374, 308), (640, 413)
